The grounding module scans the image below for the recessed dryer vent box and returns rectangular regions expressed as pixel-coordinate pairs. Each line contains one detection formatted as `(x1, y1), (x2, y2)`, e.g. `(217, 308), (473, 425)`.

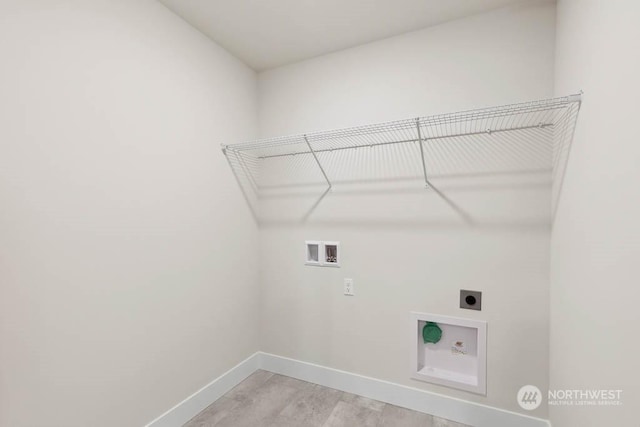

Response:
(410, 312), (487, 395)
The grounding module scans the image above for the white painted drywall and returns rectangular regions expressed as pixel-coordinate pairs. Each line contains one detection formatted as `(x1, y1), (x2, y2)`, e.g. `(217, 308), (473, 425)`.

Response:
(0, 1), (258, 426)
(257, 1), (556, 417)
(551, 1), (640, 426)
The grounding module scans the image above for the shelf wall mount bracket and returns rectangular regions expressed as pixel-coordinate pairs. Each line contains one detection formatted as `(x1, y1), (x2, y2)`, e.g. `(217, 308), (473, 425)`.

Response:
(415, 117), (429, 189)
(415, 118), (473, 224)
(304, 135), (332, 190)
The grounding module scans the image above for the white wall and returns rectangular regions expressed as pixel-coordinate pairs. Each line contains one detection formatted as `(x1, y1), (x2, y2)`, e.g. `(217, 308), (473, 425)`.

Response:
(0, 1), (258, 426)
(551, 1), (640, 426)
(258, 1), (556, 416)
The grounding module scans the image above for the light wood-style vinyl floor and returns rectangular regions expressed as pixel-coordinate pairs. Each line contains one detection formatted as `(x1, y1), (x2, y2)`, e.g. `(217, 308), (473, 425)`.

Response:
(183, 370), (471, 427)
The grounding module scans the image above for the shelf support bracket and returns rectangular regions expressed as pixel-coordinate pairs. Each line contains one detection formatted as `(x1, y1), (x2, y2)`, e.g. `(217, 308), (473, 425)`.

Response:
(304, 135), (332, 189)
(416, 118), (429, 188)
(415, 118), (472, 224)
(223, 148), (259, 224)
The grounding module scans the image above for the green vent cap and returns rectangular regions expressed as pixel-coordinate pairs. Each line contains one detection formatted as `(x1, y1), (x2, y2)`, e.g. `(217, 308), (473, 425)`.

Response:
(422, 322), (442, 344)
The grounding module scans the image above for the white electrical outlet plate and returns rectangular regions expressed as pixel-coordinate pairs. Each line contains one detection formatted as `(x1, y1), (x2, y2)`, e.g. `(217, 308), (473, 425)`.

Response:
(344, 278), (354, 296)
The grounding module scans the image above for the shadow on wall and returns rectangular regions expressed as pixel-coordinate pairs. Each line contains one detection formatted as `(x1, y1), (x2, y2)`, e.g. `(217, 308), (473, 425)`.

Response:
(254, 175), (554, 231)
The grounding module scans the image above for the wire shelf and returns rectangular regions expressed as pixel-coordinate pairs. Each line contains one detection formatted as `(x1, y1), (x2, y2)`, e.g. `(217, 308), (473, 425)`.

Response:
(223, 94), (581, 222)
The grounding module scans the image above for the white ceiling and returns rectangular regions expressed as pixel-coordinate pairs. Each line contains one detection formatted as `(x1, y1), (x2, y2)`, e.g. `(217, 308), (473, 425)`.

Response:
(159, 0), (537, 71)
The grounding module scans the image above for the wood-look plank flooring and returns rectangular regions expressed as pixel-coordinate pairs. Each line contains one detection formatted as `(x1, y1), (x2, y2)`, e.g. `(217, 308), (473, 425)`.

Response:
(183, 370), (471, 427)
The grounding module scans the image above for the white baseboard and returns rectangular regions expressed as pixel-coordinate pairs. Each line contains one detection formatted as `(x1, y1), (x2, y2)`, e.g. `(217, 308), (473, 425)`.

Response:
(146, 351), (550, 427)
(261, 352), (549, 427)
(145, 352), (261, 427)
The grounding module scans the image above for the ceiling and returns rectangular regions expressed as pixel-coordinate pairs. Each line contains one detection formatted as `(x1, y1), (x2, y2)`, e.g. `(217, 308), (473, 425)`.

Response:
(159, 0), (537, 71)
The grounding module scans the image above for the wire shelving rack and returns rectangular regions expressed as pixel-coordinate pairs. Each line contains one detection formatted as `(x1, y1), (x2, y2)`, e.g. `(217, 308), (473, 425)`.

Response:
(222, 94), (582, 222)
